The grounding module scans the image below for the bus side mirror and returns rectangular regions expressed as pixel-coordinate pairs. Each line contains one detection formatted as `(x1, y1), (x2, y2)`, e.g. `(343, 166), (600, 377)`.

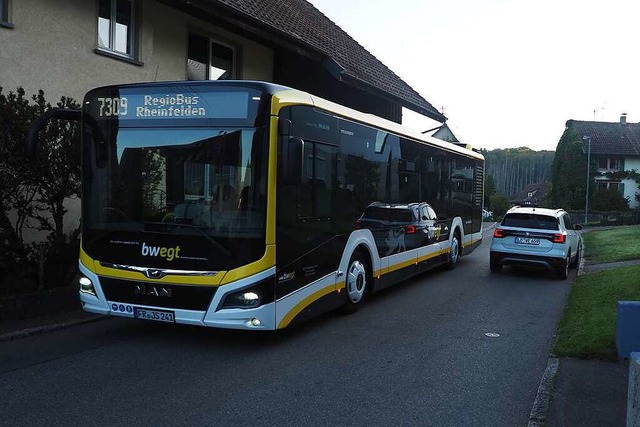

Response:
(283, 137), (304, 185)
(26, 108), (81, 157)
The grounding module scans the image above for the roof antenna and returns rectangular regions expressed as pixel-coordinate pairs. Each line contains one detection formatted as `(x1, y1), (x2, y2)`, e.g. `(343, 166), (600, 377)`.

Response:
(154, 65), (160, 82)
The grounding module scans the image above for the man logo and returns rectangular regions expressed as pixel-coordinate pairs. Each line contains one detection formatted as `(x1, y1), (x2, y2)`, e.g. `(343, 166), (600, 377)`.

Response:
(134, 284), (172, 298)
(144, 269), (166, 279)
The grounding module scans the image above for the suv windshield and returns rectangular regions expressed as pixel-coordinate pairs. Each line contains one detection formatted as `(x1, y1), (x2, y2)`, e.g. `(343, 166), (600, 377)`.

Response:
(502, 213), (559, 230)
(82, 126), (268, 271)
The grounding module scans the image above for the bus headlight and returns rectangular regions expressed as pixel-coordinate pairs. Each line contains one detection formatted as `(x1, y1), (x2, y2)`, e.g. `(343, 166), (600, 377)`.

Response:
(223, 291), (262, 308)
(219, 277), (275, 310)
(79, 276), (96, 296)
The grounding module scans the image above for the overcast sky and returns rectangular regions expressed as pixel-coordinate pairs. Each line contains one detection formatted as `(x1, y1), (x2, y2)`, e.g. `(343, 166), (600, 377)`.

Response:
(308, 0), (640, 151)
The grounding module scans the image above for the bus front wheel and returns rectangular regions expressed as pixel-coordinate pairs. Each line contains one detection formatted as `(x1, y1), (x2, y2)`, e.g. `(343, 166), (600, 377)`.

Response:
(446, 232), (461, 270)
(342, 251), (369, 314)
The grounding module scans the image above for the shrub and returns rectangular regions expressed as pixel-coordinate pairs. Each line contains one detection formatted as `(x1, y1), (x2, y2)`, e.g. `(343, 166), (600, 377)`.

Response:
(0, 86), (80, 298)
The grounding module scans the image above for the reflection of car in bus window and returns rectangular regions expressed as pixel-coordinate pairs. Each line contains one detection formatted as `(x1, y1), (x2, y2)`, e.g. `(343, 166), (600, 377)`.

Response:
(355, 202), (442, 255)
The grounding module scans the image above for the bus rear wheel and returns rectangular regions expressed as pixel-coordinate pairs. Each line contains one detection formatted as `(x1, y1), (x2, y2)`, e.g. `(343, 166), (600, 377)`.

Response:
(342, 251), (369, 314)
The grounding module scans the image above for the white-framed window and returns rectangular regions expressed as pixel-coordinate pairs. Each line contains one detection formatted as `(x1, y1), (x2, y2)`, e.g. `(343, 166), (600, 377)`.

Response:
(596, 156), (624, 171)
(98, 0), (137, 58)
(187, 32), (236, 80)
(596, 181), (624, 194)
(597, 157), (608, 169)
(609, 157), (623, 171)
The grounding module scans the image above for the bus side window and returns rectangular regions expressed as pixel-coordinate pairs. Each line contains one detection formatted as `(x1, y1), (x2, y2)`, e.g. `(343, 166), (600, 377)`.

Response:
(298, 141), (336, 220)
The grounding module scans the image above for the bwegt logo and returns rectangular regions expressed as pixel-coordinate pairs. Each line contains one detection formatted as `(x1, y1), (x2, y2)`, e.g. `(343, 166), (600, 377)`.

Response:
(141, 242), (181, 261)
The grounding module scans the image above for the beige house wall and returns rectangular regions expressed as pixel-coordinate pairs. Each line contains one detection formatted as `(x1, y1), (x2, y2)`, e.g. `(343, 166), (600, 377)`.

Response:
(0, 0), (274, 102)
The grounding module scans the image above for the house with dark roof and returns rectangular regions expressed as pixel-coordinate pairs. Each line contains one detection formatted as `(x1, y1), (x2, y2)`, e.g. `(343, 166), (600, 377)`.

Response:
(421, 123), (475, 151)
(567, 116), (640, 209)
(0, 0), (444, 126)
(423, 123), (459, 143)
(510, 182), (550, 207)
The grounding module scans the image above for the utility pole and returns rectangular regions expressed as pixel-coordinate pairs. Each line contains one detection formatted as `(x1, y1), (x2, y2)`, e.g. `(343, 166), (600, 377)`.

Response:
(583, 136), (592, 224)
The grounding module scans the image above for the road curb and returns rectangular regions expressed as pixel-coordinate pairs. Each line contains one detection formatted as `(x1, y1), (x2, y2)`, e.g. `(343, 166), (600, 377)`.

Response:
(528, 357), (559, 426)
(0, 315), (108, 343)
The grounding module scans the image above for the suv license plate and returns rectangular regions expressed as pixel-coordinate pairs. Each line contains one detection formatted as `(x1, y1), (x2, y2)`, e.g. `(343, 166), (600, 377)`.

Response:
(515, 237), (540, 245)
(134, 307), (175, 323)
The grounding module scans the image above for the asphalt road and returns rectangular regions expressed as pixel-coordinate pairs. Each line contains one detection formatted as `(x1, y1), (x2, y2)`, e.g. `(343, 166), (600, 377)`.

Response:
(0, 229), (573, 426)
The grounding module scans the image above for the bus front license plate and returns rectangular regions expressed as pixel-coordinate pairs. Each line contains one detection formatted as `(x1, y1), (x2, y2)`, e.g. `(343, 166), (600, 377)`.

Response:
(134, 307), (175, 323)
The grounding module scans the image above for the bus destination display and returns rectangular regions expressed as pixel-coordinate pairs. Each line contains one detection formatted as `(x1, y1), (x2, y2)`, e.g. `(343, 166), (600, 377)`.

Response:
(90, 90), (250, 120)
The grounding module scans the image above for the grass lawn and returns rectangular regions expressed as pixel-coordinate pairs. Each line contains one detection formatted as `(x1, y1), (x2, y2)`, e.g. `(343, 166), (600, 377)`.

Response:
(582, 225), (640, 264)
(553, 266), (640, 360)
(553, 225), (640, 360)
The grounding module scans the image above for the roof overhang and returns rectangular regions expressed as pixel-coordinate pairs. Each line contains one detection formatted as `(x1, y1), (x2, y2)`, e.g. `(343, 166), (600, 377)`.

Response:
(322, 57), (446, 122)
(159, 0), (446, 123)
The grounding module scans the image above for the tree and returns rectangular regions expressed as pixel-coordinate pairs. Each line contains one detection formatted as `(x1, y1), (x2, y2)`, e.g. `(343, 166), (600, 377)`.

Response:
(482, 147), (554, 197)
(548, 126), (593, 210)
(0, 87), (40, 288)
(484, 174), (496, 209)
(491, 195), (511, 218)
(29, 92), (82, 287)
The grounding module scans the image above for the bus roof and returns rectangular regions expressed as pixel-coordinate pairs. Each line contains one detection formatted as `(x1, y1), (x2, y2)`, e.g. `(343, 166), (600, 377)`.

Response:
(85, 80), (483, 161)
(271, 87), (484, 161)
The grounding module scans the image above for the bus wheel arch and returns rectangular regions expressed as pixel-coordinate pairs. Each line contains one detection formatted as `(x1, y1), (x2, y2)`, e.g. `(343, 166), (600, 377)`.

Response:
(342, 246), (372, 314)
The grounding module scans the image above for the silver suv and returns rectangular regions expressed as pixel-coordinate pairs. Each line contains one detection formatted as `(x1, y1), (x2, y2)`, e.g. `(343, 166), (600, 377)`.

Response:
(489, 207), (583, 279)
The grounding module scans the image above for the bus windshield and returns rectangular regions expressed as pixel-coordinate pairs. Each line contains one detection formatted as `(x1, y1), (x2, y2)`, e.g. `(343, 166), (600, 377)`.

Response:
(82, 125), (268, 271)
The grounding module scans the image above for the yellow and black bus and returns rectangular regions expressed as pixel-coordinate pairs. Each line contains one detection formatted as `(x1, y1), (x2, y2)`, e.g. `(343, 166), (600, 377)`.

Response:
(28, 81), (484, 330)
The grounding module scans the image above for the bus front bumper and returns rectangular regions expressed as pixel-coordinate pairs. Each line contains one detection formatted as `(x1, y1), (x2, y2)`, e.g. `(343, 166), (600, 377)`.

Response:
(78, 262), (277, 330)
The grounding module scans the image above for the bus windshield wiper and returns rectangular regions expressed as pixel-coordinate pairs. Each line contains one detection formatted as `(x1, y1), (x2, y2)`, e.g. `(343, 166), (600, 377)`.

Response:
(143, 221), (231, 257)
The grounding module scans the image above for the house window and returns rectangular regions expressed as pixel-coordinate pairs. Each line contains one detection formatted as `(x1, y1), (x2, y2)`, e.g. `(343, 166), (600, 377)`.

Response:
(188, 33), (236, 80)
(609, 157), (623, 171)
(597, 157), (608, 169)
(596, 181), (624, 194)
(0, 0), (12, 28)
(98, 0), (137, 58)
(597, 156), (624, 171)
(610, 182), (624, 194)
